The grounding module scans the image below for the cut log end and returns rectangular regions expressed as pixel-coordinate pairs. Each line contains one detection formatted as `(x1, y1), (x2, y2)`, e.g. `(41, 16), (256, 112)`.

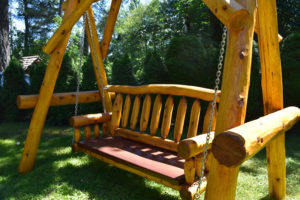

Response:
(212, 131), (246, 167)
(178, 141), (192, 159)
(228, 9), (250, 30)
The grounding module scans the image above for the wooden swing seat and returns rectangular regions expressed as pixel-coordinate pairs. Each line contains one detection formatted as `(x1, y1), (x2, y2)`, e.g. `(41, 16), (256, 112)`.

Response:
(77, 135), (186, 186)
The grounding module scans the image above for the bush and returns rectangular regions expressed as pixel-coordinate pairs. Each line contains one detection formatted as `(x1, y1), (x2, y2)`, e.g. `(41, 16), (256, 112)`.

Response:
(47, 53), (78, 125)
(111, 54), (136, 85)
(165, 35), (216, 87)
(0, 58), (28, 121)
(281, 31), (300, 108)
(80, 55), (102, 114)
(142, 50), (167, 84)
(29, 60), (47, 94)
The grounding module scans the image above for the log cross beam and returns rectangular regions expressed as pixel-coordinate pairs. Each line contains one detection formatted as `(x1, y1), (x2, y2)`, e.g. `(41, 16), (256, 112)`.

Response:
(43, 0), (97, 54)
(18, 0), (79, 173)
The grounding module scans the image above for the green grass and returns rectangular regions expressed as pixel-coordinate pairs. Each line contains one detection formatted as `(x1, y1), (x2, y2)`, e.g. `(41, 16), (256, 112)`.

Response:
(0, 122), (299, 200)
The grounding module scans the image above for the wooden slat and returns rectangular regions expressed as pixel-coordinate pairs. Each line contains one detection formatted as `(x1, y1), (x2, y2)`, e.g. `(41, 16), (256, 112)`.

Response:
(94, 124), (100, 139)
(161, 96), (174, 139)
(187, 100), (201, 138)
(130, 96), (141, 130)
(184, 158), (195, 185)
(74, 128), (81, 143)
(174, 97), (187, 142)
(102, 123), (108, 136)
(150, 94), (162, 136)
(84, 126), (91, 140)
(202, 102), (217, 133)
(107, 84), (221, 102)
(121, 95), (131, 128)
(100, 0), (122, 58)
(115, 128), (178, 152)
(140, 94), (151, 133)
(110, 93), (123, 135)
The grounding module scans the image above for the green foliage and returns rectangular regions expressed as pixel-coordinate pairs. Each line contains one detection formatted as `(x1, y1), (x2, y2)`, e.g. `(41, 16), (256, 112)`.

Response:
(165, 35), (216, 87)
(281, 31), (300, 108)
(0, 58), (28, 121)
(142, 50), (167, 84)
(47, 53), (78, 125)
(80, 55), (102, 114)
(112, 54), (136, 85)
(29, 59), (47, 94)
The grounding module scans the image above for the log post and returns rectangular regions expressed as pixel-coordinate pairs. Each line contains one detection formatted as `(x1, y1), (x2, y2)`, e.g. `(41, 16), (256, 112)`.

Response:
(184, 158), (196, 185)
(85, 7), (113, 115)
(257, 0), (286, 198)
(204, 0), (257, 199)
(84, 126), (91, 140)
(94, 124), (100, 139)
(18, 0), (79, 173)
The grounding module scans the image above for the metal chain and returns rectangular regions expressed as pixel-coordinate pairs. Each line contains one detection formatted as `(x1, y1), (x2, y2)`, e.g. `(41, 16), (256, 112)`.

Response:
(85, 11), (107, 113)
(74, 16), (86, 117)
(194, 26), (227, 199)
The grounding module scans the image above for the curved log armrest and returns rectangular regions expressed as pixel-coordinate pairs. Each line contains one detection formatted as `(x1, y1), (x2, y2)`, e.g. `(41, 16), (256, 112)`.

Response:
(212, 106), (300, 167)
(70, 112), (112, 127)
(178, 132), (215, 159)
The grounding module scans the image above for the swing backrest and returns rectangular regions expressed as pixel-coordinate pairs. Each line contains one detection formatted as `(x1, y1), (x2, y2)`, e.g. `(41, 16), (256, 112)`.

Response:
(107, 84), (220, 151)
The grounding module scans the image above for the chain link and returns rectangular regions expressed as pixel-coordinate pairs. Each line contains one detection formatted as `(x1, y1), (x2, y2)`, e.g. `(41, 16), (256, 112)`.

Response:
(194, 26), (227, 199)
(85, 11), (107, 113)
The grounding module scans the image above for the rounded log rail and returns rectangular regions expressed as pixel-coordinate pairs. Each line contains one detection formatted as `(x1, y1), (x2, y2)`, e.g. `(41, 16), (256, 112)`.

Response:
(212, 107), (300, 167)
(17, 91), (115, 109)
(70, 112), (112, 127)
(106, 84), (221, 102)
(178, 132), (215, 159)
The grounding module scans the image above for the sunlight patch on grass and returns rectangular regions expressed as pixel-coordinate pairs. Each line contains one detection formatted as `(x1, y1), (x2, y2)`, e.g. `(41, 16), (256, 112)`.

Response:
(53, 147), (72, 156)
(53, 156), (90, 169)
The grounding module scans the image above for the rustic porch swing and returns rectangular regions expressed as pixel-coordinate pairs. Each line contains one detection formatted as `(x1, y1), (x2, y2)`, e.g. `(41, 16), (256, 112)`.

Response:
(17, 0), (300, 199)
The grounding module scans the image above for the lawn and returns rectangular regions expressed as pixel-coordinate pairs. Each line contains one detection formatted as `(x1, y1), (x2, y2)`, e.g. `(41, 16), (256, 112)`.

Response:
(0, 122), (299, 200)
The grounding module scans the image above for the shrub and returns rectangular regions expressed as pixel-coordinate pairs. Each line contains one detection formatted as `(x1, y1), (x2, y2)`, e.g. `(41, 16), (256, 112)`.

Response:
(29, 60), (47, 94)
(0, 57), (28, 121)
(281, 31), (300, 108)
(165, 35), (215, 87)
(142, 50), (167, 84)
(111, 54), (136, 85)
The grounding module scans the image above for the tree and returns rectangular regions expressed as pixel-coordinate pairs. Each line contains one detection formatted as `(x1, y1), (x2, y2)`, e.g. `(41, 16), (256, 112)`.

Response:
(112, 54), (136, 85)
(142, 50), (166, 84)
(0, 0), (10, 71)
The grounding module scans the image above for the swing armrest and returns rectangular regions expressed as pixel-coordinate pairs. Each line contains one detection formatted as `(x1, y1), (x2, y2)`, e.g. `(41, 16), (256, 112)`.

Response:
(178, 132), (215, 159)
(70, 112), (112, 127)
(212, 106), (300, 167)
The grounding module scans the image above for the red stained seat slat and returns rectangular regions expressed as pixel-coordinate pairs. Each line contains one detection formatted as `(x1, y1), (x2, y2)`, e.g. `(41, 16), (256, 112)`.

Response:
(78, 136), (185, 185)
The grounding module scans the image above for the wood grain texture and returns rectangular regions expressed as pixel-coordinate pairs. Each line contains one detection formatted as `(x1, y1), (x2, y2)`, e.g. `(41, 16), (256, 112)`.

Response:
(130, 96), (141, 130)
(150, 94), (162, 136)
(17, 91), (115, 109)
(140, 94), (151, 132)
(100, 0), (122, 58)
(121, 95), (131, 128)
(161, 96), (174, 139)
(70, 112), (112, 127)
(257, 0), (286, 198)
(184, 158), (195, 185)
(74, 128), (81, 143)
(18, 0), (79, 173)
(187, 100), (201, 138)
(205, 0), (257, 199)
(202, 102), (217, 133)
(94, 124), (100, 139)
(43, 0), (96, 54)
(107, 84), (221, 102)
(174, 97), (187, 142)
(110, 93), (123, 135)
(84, 126), (91, 140)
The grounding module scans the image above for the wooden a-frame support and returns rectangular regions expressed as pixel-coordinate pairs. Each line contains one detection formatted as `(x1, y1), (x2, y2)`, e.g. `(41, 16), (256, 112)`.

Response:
(19, 0), (286, 199)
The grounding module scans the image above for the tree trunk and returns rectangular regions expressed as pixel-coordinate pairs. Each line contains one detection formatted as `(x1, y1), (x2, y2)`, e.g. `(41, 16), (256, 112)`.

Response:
(210, 12), (222, 43)
(0, 0), (10, 72)
(58, 0), (63, 17)
(83, 31), (89, 56)
(23, 0), (29, 56)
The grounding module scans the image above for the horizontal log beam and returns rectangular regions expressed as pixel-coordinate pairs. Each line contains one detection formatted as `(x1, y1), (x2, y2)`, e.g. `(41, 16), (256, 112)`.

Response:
(115, 128), (178, 152)
(107, 84), (221, 102)
(178, 132), (214, 159)
(70, 112), (112, 127)
(212, 107), (300, 167)
(17, 91), (115, 109)
(43, 0), (97, 54)
(202, 0), (250, 30)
